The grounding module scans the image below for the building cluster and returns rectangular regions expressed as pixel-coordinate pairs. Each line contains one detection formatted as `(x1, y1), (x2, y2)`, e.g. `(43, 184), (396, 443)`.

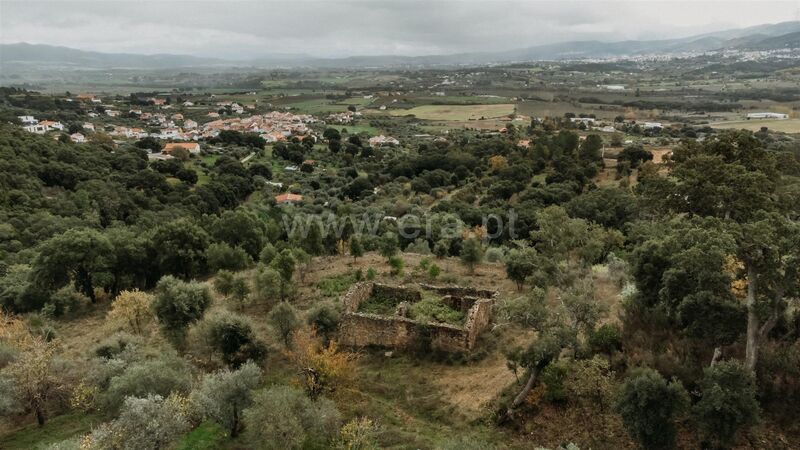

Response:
(325, 111), (361, 124)
(201, 111), (316, 142)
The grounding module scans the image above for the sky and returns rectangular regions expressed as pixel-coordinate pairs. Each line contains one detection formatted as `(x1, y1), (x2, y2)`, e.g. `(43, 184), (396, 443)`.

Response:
(1, 0), (798, 59)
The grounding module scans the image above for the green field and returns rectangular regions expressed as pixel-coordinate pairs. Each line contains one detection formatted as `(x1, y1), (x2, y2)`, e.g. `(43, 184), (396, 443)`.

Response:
(389, 104), (515, 121)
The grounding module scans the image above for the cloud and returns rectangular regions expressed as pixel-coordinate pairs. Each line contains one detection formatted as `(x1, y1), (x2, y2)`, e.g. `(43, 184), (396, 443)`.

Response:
(0, 0), (795, 58)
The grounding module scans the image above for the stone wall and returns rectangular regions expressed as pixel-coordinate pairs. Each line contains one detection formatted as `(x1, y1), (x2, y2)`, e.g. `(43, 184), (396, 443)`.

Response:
(338, 282), (497, 353)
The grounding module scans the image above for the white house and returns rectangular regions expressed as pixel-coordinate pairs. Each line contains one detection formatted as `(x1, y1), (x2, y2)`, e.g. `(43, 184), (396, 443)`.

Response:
(570, 117), (596, 124)
(368, 135), (400, 147)
(643, 122), (663, 129)
(18, 115), (37, 125)
(23, 124), (48, 134)
(746, 112), (788, 120)
(70, 133), (86, 143)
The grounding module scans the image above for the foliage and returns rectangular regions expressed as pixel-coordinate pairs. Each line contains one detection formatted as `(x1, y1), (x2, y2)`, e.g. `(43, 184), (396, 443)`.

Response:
(205, 243), (252, 272)
(268, 302), (300, 347)
(336, 417), (380, 450)
(103, 354), (192, 412)
(106, 290), (154, 335)
(307, 301), (341, 339)
(85, 394), (190, 450)
(189, 361), (261, 437)
(198, 310), (266, 367)
(615, 368), (689, 450)
(287, 327), (357, 399)
(152, 276), (212, 339)
(243, 386), (341, 449)
(408, 296), (464, 325)
(692, 361), (760, 448)
(460, 237), (484, 273)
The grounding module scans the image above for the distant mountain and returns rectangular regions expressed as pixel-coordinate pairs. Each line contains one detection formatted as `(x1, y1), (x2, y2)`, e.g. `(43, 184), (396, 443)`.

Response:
(2, 21), (800, 71)
(0, 43), (227, 69)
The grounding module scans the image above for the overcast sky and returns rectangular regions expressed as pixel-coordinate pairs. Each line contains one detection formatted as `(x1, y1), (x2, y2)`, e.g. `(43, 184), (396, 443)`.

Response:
(1, 1), (797, 58)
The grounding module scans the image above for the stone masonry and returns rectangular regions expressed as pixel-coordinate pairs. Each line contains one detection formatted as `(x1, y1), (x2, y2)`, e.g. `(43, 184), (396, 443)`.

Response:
(337, 282), (498, 353)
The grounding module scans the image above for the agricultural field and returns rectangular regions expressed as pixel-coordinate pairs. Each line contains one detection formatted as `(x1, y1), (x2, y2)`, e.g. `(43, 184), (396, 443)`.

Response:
(388, 103), (515, 121)
(710, 118), (800, 133)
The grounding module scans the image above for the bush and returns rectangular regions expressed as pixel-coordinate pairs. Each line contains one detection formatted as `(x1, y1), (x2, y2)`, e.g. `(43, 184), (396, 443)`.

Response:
(87, 394), (190, 450)
(243, 386), (341, 449)
(259, 243), (277, 265)
(387, 256), (404, 276)
(588, 324), (623, 355)
(306, 302), (341, 339)
(199, 310), (266, 368)
(106, 290), (154, 335)
(427, 263), (441, 279)
(405, 238), (431, 255)
(103, 354), (193, 412)
(541, 360), (569, 403)
(693, 361), (759, 448)
(93, 332), (143, 359)
(43, 286), (89, 317)
(615, 368), (688, 450)
(484, 247), (505, 263)
(366, 268), (376, 280)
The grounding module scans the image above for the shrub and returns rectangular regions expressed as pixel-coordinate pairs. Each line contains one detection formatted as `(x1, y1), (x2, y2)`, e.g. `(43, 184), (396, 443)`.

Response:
(427, 263), (441, 279)
(259, 243), (277, 265)
(93, 332), (143, 359)
(106, 290), (154, 335)
(541, 360), (569, 403)
(408, 297), (464, 325)
(588, 324), (623, 355)
(615, 368), (688, 450)
(693, 361), (759, 448)
(103, 355), (193, 412)
(43, 286), (89, 317)
(387, 256), (404, 276)
(405, 238), (431, 255)
(484, 247), (505, 263)
(307, 302), (341, 339)
(87, 394), (190, 450)
(199, 310), (266, 368)
(337, 417), (380, 450)
(366, 268), (376, 280)
(253, 265), (281, 303)
(244, 386), (341, 449)
(213, 270), (235, 297)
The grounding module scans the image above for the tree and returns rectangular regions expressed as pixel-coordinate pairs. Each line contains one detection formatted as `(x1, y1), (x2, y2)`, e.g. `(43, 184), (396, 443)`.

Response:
(349, 235), (364, 262)
(206, 243), (252, 272)
(200, 310), (266, 367)
(505, 248), (537, 291)
(1, 336), (62, 426)
(211, 210), (267, 260)
(615, 368), (689, 450)
(693, 361), (759, 448)
(230, 275), (250, 310)
(337, 417), (380, 450)
(32, 228), (113, 302)
(152, 276), (212, 340)
(306, 302), (340, 342)
(243, 386), (341, 449)
(190, 361), (261, 438)
(268, 302), (300, 347)
(150, 218), (210, 279)
(106, 290), (154, 335)
(503, 327), (570, 420)
(460, 237), (484, 274)
(270, 249), (296, 301)
(379, 232), (399, 259)
(213, 270), (236, 298)
(253, 265), (281, 303)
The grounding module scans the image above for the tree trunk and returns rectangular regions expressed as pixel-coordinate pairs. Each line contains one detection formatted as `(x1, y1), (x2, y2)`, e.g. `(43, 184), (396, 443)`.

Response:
(745, 265), (759, 372)
(710, 347), (722, 367)
(230, 403), (239, 438)
(36, 407), (46, 426)
(506, 367), (540, 417)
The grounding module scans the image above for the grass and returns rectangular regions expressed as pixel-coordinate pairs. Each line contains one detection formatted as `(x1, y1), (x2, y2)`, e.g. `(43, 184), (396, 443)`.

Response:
(317, 272), (358, 297)
(0, 412), (102, 450)
(357, 292), (403, 315)
(174, 421), (228, 450)
(408, 295), (464, 326)
(389, 104), (515, 121)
